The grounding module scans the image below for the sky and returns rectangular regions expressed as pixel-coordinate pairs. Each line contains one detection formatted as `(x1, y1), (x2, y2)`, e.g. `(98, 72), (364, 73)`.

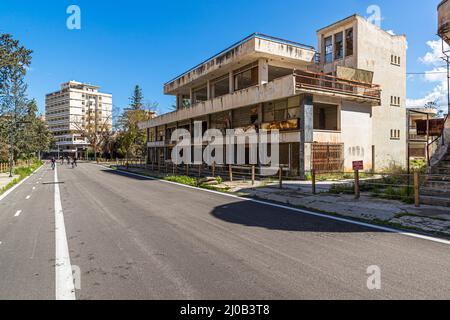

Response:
(0, 0), (446, 115)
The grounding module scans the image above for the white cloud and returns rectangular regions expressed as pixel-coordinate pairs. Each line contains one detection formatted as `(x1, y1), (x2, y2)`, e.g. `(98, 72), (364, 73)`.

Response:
(407, 40), (449, 110)
(419, 40), (448, 65)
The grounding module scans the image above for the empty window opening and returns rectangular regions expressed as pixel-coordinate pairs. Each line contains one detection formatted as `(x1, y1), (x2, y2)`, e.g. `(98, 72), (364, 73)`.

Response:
(211, 75), (229, 98)
(313, 103), (339, 131)
(268, 65), (294, 82)
(345, 28), (353, 57)
(334, 32), (343, 60)
(234, 63), (258, 91)
(192, 86), (208, 104)
(325, 36), (333, 63)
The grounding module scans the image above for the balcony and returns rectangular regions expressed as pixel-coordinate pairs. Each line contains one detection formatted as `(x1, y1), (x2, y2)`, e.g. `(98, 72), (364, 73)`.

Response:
(294, 70), (381, 103)
(140, 71), (381, 130)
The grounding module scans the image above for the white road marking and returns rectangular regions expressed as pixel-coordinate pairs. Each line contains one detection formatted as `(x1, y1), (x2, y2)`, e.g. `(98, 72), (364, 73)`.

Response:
(32, 187), (36, 190)
(54, 164), (76, 300)
(108, 166), (450, 246)
(25, 195), (31, 200)
(14, 210), (22, 217)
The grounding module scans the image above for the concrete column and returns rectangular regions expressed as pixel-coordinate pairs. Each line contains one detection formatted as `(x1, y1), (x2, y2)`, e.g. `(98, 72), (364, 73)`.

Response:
(176, 94), (181, 110)
(206, 114), (211, 130)
(299, 95), (314, 179)
(206, 80), (211, 100)
(229, 71), (234, 94)
(257, 103), (263, 125)
(258, 58), (269, 85)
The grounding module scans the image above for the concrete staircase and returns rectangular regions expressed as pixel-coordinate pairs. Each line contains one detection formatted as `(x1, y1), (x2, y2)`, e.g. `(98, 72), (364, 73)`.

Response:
(421, 152), (450, 207)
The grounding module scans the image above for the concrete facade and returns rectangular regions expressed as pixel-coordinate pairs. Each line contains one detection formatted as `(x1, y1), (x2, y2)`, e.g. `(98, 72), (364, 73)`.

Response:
(45, 81), (112, 157)
(139, 16), (407, 176)
(317, 15), (407, 171)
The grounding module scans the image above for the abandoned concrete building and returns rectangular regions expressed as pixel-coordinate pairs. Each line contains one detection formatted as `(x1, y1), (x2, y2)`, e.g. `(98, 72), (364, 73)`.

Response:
(139, 14), (407, 177)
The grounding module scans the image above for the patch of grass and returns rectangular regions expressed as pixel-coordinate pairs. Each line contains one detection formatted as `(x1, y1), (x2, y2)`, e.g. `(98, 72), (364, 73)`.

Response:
(328, 183), (354, 195)
(314, 172), (370, 182)
(163, 175), (198, 187)
(0, 159), (43, 195)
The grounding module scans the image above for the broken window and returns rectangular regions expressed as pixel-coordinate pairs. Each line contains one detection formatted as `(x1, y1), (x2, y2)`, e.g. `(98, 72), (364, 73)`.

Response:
(334, 32), (343, 60)
(345, 28), (353, 57)
(263, 97), (300, 127)
(324, 36), (333, 63)
(232, 105), (259, 128)
(211, 75), (229, 98)
(313, 103), (339, 131)
(234, 63), (258, 91)
(210, 111), (230, 132)
(192, 85), (208, 104)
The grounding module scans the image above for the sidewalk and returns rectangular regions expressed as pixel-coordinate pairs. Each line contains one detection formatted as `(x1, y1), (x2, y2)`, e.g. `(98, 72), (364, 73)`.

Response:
(0, 172), (19, 191)
(115, 165), (450, 237)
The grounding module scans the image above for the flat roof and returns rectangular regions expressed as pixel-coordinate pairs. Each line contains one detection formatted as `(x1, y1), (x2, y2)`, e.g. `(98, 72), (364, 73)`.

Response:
(164, 33), (315, 86)
(316, 14), (358, 32)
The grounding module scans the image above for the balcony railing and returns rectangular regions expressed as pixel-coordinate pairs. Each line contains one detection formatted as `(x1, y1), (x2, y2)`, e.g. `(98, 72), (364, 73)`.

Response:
(294, 70), (381, 101)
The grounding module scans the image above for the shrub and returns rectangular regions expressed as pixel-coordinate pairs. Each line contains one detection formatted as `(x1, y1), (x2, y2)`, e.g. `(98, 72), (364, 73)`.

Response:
(164, 175), (197, 186)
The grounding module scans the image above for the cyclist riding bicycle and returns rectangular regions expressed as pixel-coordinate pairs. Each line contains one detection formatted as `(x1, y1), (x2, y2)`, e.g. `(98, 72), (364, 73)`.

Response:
(51, 157), (56, 170)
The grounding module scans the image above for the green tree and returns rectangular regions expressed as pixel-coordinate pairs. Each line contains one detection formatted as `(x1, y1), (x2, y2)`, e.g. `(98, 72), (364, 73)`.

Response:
(0, 33), (35, 172)
(129, 85), (144, 110)
(16, 99), (52, 159)
(116, 86), (156, 161)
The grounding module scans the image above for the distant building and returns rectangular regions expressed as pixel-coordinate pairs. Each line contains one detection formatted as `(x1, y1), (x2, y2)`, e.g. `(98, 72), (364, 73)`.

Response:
(139, 14), (407, 176)
(45, 81), (112, 157)
(407, 108), (438, 159)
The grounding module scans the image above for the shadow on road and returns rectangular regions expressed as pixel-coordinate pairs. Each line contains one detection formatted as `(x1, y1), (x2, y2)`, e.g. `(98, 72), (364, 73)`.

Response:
(210, 201), (387, 234)
(100, 169), (153, 181)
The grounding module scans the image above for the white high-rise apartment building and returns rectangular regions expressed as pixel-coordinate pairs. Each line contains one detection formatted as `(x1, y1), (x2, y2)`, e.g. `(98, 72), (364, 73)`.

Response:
(45, 81), (112, 157)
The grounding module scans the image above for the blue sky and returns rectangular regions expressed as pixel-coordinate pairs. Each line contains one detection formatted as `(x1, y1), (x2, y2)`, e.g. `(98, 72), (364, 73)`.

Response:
(0, 0), (445, 114)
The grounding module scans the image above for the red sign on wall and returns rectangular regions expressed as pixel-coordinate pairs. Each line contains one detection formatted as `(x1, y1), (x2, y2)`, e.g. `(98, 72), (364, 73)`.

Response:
(352, 160), (364, 171)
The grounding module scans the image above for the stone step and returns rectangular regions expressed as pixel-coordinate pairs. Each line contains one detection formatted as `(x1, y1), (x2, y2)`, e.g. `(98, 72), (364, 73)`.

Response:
(420, 195), (450, 207)
(421, 187), (450, 197)
(440, 159), (450, 165)
(432, 167), (450, 174)
(424, 180), (450, 189)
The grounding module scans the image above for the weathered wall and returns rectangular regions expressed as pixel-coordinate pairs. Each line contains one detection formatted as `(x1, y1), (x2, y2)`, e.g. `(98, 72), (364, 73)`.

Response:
(340, 101), (373, 171)
(356, 17), (407, 170)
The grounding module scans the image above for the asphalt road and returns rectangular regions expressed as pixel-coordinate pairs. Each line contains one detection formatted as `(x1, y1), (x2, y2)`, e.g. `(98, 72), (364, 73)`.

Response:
(0, 162), (450, 300)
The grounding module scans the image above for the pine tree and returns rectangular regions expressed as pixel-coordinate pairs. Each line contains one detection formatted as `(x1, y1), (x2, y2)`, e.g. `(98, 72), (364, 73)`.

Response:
(129, 85), (143, 111)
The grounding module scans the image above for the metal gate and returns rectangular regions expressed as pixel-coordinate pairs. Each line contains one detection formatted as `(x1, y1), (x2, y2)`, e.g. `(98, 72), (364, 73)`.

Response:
(311, 143), (344, 173)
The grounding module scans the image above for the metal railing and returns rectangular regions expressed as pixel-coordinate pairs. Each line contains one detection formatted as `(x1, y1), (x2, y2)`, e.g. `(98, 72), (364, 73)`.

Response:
(294, 70), (382, 100)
